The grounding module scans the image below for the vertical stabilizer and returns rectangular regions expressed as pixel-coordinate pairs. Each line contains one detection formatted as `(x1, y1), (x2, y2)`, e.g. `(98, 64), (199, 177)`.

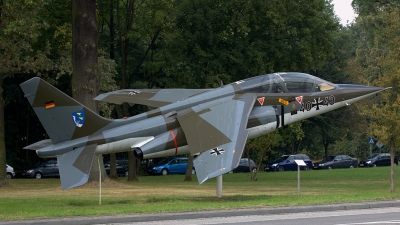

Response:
(20, 78), (112, 144)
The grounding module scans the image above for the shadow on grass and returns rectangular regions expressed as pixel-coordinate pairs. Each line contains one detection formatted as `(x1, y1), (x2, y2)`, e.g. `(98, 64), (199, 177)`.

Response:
(68, 199), (132, 206)
(147, 195), (272, 203)
(67, 201), (92, 207)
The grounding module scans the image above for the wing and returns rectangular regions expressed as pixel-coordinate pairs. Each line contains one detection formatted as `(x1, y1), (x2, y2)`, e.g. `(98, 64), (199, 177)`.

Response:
(94, 89), (211, 108)
(176, 94), (256, 184)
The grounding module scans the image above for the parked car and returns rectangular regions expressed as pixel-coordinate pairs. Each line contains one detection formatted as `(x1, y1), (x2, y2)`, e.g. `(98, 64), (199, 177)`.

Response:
(231, 158), (257, 173)
(104, 158), (128, 176)
(6, 164), (15, 179)
(313, 155), (358, 169)
(22, 159), (59, 179)
(359, 153), (398, 167)
(264, 154), (313, 172)
(147, 157), (195, 175)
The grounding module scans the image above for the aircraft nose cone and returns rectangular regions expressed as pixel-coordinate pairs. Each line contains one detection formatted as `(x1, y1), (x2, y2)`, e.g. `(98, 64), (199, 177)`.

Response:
(337, 84), (384, 92)
(336, 84), (388, 101)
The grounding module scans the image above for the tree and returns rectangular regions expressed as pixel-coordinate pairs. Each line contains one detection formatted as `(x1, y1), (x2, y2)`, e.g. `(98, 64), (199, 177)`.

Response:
(0, 0), (54, 186)
(157, 0), (337, 88)
(351, 0), (400, 193)
(366, 8), (400, 193)
(184, 155), (194, 181)
(72, 0), (106, 183)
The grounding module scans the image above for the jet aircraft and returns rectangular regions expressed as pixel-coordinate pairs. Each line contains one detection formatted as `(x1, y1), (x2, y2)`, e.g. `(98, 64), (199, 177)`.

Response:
(20, 72), (388, 190)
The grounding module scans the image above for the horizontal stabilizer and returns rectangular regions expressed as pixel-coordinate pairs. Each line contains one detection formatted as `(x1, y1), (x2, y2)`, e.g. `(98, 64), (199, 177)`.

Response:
(95, 89), (211, 108)
(57, 144), (97, 190)
(23, 139), (53, 150)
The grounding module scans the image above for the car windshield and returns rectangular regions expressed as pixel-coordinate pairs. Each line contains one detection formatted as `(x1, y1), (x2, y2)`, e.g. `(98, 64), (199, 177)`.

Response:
(367, 153), (380, 159)
(116, 159), (127, 165)
(34, 161), (44, 167)
(273, 155), (289, 163)
(323, 156), (336, 162)
(156, 157), (172, 165)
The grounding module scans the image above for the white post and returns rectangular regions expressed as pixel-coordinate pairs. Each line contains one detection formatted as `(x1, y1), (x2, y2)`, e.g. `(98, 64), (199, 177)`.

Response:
(297, 165), (300, 196)
(216, 175), (222, 198)
(98, 157), (102, 205)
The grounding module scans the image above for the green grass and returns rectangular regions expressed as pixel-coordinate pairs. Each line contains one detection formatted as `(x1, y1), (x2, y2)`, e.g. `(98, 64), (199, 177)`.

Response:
(1, 167), (400, 221)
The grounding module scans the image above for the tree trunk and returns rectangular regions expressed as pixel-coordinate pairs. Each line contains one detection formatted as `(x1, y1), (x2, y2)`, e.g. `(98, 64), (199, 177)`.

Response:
(322, 134), (330, 157)
(109, 153), (118, 179)
(0, 0), (7, 187)
(103, 7), (116, 176)
(118, 0), (139, 182)
(109, 0), (115, 60)
(72, 0), (106, 182)
(184, 154), (194, 181)
(127, 151), (138, 181)
(0, 77), (8, 186)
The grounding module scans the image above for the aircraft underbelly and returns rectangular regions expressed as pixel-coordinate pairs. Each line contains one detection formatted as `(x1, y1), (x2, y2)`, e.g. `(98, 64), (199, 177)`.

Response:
(95, 137), (154, 154)
(248, 122), (277, 139)
(144, 145), (190, 159)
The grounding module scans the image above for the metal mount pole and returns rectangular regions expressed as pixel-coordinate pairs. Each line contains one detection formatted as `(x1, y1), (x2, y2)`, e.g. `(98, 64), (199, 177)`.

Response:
(216, 175), (222, 198)
(297, 165), (300, 196)
(98, 157), (102, 205)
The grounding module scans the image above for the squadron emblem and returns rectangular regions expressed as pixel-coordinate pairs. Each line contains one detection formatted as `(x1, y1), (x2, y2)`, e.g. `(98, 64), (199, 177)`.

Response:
(72, 110), (85, 127)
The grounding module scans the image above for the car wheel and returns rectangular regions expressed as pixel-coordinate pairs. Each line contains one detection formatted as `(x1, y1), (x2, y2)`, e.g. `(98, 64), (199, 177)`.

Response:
(252, 168), (257, 173)
(124, 171), (128, 177)
(303, 166), (309, 171)
(327, 166), (332, 170)
(161, 169), (168, 175)
(6, 173), (12, 179)
(372, 163), (377, 167)
(35, 172), (42, 179)
(192, 168), (196, 174)
(278, 166), (285, 172)
(350, 164), (354, 169)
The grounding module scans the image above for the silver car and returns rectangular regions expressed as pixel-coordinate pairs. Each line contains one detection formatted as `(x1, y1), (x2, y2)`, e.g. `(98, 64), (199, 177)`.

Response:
(6, 164), (15, 179)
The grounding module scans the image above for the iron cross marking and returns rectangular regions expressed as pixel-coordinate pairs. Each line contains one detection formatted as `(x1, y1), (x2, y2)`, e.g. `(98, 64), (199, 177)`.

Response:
(210, 147), (225, 156)
(312, 97), (324, 110)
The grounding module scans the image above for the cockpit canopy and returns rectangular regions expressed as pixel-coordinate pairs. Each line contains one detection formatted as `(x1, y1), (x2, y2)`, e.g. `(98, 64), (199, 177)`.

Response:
(236, 72), (337, 94)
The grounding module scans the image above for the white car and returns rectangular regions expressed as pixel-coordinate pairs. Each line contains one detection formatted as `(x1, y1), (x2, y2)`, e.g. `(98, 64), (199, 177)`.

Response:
(6, 164), (15, 179)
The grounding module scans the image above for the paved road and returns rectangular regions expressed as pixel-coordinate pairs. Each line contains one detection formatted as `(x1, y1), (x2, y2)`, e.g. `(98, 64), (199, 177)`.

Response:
(2, 201), (400, 225)
(111, 207), (400, 225)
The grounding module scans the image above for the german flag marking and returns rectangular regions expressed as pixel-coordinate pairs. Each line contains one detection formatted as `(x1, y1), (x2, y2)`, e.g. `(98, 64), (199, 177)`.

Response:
(45, 101), (55, 109)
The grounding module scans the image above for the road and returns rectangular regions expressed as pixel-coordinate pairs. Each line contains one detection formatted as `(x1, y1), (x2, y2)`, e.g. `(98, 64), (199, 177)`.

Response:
(109, 207), (400, 225)
(2, 201), (400, 225)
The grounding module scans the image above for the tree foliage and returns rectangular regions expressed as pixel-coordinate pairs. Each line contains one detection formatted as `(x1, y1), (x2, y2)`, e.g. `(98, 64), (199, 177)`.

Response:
(351, 0), (400, 192)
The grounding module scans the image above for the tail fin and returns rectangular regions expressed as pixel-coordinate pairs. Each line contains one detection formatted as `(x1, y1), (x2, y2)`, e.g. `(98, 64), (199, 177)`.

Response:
(20, 77), (112, 144)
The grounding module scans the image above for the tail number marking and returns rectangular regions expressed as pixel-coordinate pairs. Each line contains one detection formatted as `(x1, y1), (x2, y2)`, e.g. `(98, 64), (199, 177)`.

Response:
(300, 96), (335, 112)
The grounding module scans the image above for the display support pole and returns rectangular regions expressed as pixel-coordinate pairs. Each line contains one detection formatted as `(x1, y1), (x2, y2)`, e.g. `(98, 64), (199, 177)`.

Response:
(216, 175), (222, 198)
(98, 157), (102, 205)
(297, 165), (300, 196)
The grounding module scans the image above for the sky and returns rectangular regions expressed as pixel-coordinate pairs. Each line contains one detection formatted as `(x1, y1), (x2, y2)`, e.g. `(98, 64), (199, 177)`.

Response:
(331, 0), (356, 25)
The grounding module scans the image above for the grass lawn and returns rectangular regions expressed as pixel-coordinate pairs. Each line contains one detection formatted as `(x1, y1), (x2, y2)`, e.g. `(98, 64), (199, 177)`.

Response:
(1, 166), (400, 221)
